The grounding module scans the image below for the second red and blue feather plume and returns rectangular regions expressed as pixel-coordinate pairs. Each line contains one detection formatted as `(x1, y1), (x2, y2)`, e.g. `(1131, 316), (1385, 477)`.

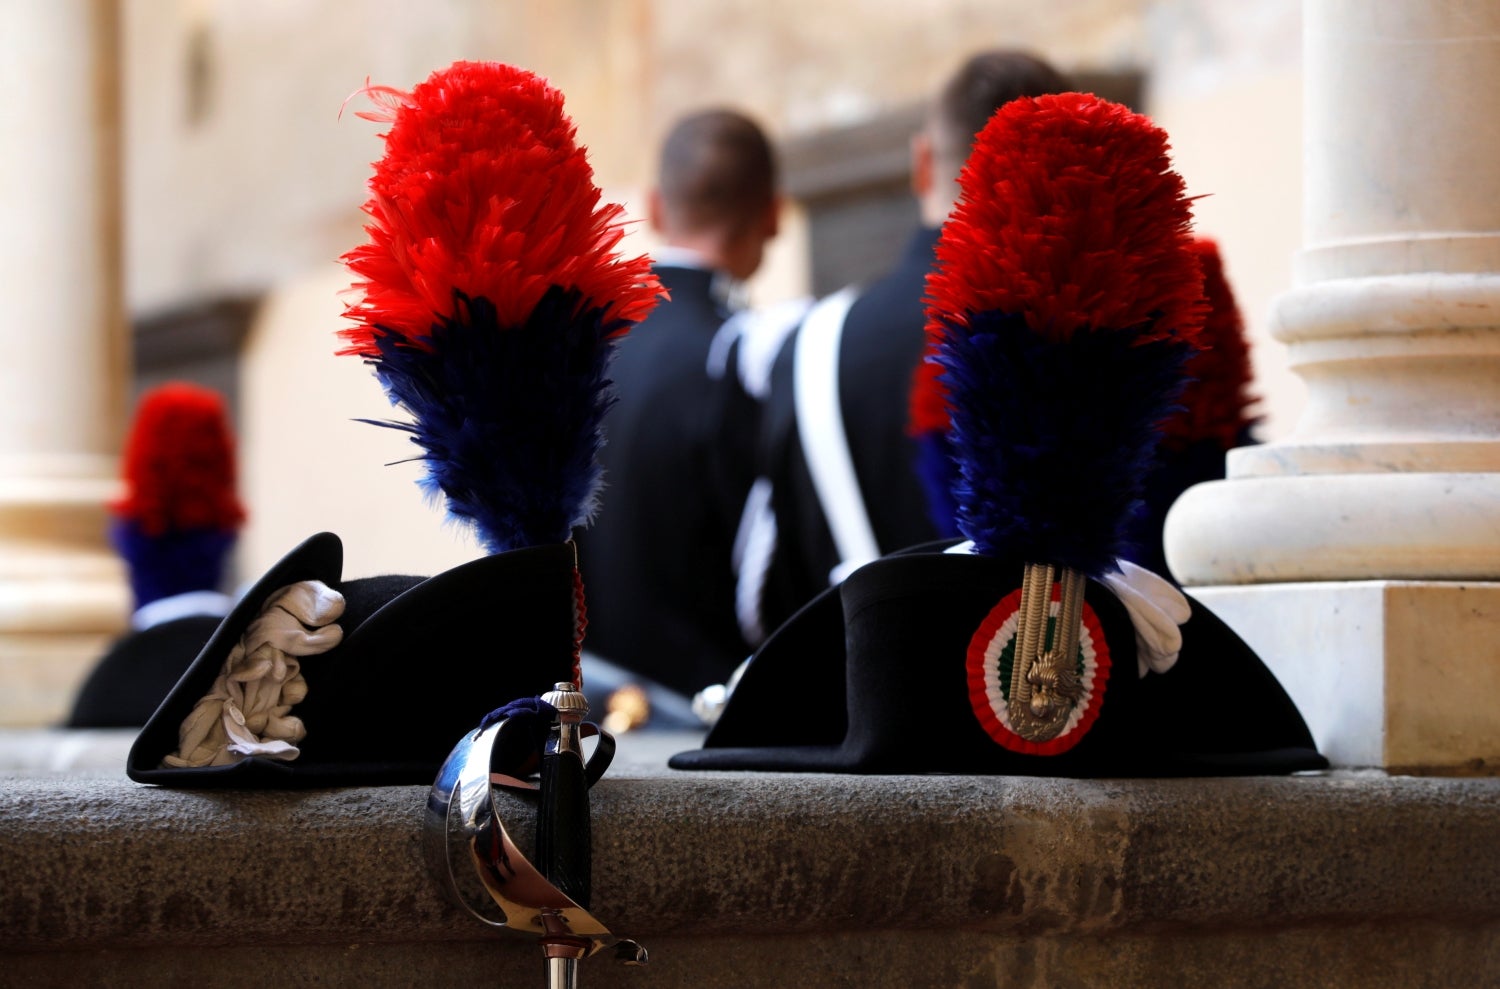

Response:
(921, 92), (1207, 577)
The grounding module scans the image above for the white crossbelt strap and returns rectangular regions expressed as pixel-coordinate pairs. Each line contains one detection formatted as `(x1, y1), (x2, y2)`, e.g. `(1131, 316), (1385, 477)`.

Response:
(793, 286), (879, 584)
(731, 477), (777, 646)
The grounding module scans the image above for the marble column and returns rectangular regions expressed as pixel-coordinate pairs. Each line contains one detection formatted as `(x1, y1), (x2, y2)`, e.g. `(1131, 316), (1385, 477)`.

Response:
(0, 0), (131, 725)
(1164, 0), (1500, 771)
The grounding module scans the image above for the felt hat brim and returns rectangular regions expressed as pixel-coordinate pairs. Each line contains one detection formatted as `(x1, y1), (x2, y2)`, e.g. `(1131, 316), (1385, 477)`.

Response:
(129, 533), (581, 788)
(670, 549), (1327, 777)
(128, 532), (343, 787)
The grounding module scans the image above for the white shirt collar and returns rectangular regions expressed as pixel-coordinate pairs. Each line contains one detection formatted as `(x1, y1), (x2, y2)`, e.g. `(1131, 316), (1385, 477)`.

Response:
(651, 245), (714, 271)
(132, 590), (234, 631)
(652, 246), (746, 312)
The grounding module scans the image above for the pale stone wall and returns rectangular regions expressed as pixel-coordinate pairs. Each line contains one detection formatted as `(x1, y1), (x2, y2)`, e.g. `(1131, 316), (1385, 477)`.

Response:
(116, 0), (1309, 580)
(1145, 1), (1306, 440)
(124, 0), (654, 317)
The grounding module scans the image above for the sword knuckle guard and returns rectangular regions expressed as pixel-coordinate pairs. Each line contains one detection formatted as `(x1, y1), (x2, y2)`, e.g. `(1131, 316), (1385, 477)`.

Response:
(427, 708), (645, 985)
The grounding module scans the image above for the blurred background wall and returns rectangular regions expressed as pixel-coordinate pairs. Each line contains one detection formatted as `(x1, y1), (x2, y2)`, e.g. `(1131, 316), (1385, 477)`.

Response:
(117, 0), (1305, 583)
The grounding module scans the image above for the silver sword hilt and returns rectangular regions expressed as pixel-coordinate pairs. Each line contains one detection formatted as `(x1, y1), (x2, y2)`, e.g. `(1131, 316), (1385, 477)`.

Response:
(424, 694), (647, 989)
(538, 682), (592, 988)
(538, 682), (591, 906)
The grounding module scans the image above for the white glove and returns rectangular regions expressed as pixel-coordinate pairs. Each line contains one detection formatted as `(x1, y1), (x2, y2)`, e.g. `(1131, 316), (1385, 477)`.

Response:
(1099, 560), (1192, 677)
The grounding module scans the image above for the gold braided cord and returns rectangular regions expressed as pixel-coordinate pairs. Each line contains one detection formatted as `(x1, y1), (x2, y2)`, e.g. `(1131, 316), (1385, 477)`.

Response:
(1008, 562), (1086, 743)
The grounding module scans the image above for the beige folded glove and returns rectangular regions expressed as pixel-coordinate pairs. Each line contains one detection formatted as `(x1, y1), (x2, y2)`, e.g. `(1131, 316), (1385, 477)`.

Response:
(163, 581), (346, 768)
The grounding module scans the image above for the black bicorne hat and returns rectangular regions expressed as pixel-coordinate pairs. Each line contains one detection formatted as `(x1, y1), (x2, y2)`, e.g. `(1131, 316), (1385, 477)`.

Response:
(674, 95), (1328, 777)
(128, 532), (580, 787)
(671, 547), (1324, 776)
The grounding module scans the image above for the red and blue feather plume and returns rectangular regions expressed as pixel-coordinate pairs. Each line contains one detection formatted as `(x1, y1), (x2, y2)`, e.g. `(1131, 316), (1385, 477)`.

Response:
(111, 382), (246, 609)
(907, 353), (962, 540)
(1124, 237), (1258, 576)
(1161, 238), (1258, 453)
(340, 61), (662, 555)
(921, 93), (1206, 578)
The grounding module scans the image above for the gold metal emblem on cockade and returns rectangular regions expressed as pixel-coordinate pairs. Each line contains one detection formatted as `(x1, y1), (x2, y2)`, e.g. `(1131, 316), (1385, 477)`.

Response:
(1007, 562), (1086, 741)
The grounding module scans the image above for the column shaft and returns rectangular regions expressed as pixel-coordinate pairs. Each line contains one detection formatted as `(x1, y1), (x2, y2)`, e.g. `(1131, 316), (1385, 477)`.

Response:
(1164, 0), (1500, 770)
(0, 0), (131, 725)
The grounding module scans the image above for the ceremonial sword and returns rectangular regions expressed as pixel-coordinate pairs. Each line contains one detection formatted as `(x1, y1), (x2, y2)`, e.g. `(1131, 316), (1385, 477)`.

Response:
(425, 693), (646, 989)
(536, 681), (595, 989)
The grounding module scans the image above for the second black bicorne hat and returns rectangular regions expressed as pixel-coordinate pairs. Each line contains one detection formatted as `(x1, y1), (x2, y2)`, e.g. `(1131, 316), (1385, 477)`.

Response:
(670, 546), (1325, 776)
(128, 532), (580, 787)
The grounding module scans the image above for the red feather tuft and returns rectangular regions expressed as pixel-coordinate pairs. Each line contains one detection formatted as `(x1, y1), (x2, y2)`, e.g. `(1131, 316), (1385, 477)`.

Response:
(1160, 238), (1258, 450)
(112, 383), (246, 536)
(338, 61), (660, 355)
(924, 93), (1205, 348)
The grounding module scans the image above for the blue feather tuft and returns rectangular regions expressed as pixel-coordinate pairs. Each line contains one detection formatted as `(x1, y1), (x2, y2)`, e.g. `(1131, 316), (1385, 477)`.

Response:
(363, 286), (624, 554)
(936, 310), (1193, 578)
(912, 431), (962, 540)
(111, 520), (236, 610)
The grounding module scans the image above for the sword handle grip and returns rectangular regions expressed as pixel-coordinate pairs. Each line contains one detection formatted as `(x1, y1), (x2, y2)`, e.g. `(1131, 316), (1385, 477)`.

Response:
(538, 683), (591, 909)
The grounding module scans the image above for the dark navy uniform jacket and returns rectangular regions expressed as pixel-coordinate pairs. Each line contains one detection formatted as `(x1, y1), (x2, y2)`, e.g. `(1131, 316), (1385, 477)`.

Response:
(751, 227), (945, 635)
(576, 263), (758, 697)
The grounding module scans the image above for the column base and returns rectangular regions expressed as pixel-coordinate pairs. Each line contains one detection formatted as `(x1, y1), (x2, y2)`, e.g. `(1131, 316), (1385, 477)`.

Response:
(1191, 580), (1500, 773)
(1164, 472), (1500, 584)
(0, 466), (129, 726)
(0, 552), (128, 724)
(0, 632), (117, 727)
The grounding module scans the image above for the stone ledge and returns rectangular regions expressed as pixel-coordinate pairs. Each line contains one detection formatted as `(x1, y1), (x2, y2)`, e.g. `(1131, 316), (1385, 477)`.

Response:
(3, 733), (1500, 986)
(7, 921), (1498, 989)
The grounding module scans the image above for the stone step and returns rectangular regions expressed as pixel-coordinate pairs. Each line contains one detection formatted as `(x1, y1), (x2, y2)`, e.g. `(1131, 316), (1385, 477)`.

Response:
(2, 730), (1499, 987)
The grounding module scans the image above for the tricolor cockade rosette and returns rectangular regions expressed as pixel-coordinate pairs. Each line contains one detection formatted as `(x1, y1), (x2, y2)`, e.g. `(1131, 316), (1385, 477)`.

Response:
(340, 61), (661, 555)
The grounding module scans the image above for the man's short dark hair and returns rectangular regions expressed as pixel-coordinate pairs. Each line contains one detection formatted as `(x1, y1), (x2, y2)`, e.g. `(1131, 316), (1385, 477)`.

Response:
(931, 51), (1074, 171)
(657, 109), (777, 236)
